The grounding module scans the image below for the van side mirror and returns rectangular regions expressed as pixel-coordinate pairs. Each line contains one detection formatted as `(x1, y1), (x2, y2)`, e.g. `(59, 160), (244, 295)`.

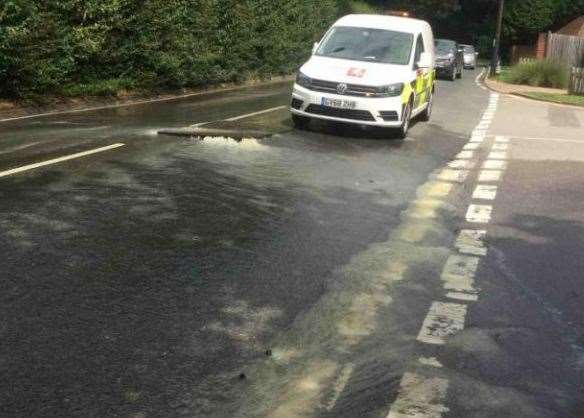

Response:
(417, 52), (432, 69)
(312, 42), (319, 54)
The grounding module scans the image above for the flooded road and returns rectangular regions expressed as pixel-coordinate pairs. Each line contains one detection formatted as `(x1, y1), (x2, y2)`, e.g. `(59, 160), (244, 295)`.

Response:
(0, 74), (492, 417)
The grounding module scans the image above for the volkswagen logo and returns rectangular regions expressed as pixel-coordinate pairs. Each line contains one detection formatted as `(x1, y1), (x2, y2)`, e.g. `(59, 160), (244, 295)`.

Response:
(336, 83), (348, 95)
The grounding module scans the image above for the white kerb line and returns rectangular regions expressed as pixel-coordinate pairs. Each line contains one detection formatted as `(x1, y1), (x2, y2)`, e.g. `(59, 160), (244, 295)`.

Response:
(0, 143), (125, 178)
(225, 105), (287, 122)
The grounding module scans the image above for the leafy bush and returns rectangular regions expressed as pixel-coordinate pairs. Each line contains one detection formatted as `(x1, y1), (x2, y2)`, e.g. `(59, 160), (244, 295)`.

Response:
(346, 0), (379, 13)
(62, 78), (137, 97)
(505, 60), (569, 89)
(0, 0), (342, 98)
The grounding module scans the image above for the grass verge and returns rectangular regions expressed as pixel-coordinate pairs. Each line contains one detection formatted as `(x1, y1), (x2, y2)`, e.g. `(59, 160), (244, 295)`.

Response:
(517, 92), (584, 107)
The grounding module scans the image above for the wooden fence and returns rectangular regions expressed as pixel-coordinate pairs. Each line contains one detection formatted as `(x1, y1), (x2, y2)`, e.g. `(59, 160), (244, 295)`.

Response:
(546, 33), (584, 69)
(569, 67), (584, 95)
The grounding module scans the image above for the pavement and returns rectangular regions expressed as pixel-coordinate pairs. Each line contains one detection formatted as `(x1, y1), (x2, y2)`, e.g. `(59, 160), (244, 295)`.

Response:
(0, 68), (583, 418)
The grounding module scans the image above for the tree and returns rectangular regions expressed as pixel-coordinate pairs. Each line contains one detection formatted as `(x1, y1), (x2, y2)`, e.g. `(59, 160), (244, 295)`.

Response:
(503, 0), (555, 43)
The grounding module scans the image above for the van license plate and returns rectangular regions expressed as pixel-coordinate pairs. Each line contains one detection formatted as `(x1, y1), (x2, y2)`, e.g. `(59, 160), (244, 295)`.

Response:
(321, 98), (356, 109)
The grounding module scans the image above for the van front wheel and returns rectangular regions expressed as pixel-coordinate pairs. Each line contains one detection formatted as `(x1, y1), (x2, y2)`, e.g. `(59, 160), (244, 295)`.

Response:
(420, 90), (433, 122)
(397, 101), (412, 139)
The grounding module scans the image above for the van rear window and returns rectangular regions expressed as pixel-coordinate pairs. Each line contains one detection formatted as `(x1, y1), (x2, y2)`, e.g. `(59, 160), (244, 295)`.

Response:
(316, 27), (414, 65)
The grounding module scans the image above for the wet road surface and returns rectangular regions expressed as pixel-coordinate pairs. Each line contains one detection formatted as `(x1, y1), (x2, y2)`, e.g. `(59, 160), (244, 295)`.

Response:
(1, 70), (583, 418)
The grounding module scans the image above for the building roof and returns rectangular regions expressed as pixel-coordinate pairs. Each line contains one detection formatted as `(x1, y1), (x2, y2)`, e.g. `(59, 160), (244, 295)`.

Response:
(334, 14), (431, 34)
(557, 16), (584, 37)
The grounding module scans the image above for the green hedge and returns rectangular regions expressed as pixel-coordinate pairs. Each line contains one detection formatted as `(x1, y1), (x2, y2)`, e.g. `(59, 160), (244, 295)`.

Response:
(0, 0), (343, 98)
(505, 60), (569, 89)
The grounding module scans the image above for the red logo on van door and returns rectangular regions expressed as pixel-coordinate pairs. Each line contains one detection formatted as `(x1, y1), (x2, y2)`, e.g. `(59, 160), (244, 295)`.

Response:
(347, 68), (366, 78)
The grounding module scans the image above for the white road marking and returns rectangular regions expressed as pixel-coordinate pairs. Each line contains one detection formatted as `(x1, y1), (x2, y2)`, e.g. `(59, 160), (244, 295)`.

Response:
(0, 143), (125, 178)
(466, 204), (493, 224)
(473, 184), (498, 200)
(441, 254), (480, 295)
(325, 363), (354, 411)
(225, 105), (287, 122)
(456, 151), (474, 159)
(448, 159), (476, 169)
(470, 134), (485, 143)
(464, 143), (480, 150)
(436, 169), (469, 183)
(446, 292), (479, 302)
(483, 160), (507, 170)
(424, 182), (454, 198)
(495, 136), (509, 143)
(478, 170), (503, 182)
(508, 136), (584, 145)
(492, 143), (508, 151)
(417, 302), (468, 345)
(488, 151), (508, 160)
(475, 70), (485, 84)
(455, 230), (488, 256)
(418, 357), (443, 368)
(386, 372), (449, 418)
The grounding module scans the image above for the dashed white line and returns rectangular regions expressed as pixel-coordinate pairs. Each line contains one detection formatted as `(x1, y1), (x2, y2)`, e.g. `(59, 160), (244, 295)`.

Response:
(478, 170), (503, 182)
(436, 169), (469, 183)
(464, 143), (480, 150)
(470, 134), (485, 143)
(446, 292), (479, 302)
(456, 151), (474, 159)
(455, 229), (488, 256)
(418, 357), (443, 368)
(441, 254), (480, 296)
(488, 151), (508, 160)
(492, 143), (508, 151)
(448, 160), (476, 169)
(417, 302), (468, 345)
(473, 185), (498, 200)
(466, 204), (493, 224)
(483, 160), (507, 170)
(386, 372), (449, 418)
(225, 105), (287, 121)
(0, 143), (125, 178)
(495, 136), (509, 143)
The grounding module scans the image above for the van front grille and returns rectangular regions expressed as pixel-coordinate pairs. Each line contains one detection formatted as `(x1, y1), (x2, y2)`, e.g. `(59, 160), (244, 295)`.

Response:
(308, 79), (379, 97)
(305, 105), (375, 121)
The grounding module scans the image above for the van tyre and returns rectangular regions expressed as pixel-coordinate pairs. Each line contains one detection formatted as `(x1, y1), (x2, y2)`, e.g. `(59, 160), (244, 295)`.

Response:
(397, 101), (412, 139)
(292, 114), (310, 130)
(420, 90), (433, 122)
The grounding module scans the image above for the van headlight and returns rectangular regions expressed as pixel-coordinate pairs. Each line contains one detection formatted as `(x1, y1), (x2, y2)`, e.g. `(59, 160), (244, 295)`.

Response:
(296, 72), (312, 89)
(378, 82), (404, 97)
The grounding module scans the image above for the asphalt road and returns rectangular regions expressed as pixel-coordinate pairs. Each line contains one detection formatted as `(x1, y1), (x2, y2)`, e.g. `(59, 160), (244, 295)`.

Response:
(1, 70), (582, 418)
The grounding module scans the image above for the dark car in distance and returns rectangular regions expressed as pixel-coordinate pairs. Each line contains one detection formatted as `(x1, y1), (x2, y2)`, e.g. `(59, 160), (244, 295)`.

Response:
(434, 39), (463, 81)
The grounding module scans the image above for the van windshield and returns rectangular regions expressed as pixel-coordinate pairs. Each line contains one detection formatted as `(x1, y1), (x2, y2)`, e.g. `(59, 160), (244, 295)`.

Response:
(316, 26), (414, 65)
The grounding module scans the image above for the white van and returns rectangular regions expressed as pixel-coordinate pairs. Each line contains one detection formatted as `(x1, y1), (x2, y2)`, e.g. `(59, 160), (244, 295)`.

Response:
(290, 14), (435, 138)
